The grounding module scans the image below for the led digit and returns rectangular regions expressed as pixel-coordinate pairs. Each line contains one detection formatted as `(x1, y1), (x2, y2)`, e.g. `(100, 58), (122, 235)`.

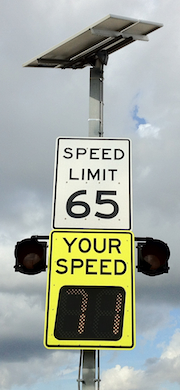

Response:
(66, 288), (88, 334)
(93, 287), (125, 340)
(113, 293), (124, 335)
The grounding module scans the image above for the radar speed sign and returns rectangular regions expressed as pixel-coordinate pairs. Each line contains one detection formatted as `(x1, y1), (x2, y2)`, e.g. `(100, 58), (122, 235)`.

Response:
(44, 229), (136, 350)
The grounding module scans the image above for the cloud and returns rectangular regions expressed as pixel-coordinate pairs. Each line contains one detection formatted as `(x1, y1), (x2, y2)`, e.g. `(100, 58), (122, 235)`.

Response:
(101, 329), (180, 390)
(0, 350), (78, 389)
(1, 0), (180, 389)
(161, 329), (180, 360)
(102, 365), (144, 390)
(57, 366), (78, 377)
(136, 301), (172, 340)
(137, 123), (160, 138)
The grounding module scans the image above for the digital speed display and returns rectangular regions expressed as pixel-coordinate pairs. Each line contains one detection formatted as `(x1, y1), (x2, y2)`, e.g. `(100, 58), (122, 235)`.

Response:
(44, 229), (135, 350)
(54, 286), (125, 341)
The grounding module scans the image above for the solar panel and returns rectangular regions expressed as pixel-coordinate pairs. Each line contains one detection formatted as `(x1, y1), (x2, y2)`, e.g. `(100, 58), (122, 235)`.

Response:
(23, 14), (163, 69)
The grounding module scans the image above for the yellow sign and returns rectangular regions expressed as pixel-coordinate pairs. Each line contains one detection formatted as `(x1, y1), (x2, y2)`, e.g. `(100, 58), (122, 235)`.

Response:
(44, 229), (136, 350)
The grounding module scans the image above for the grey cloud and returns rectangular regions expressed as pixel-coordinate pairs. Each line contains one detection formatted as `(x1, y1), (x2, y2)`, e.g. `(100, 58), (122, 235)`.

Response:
(1, 0), (180, 388)
(0, 338), (46, 362)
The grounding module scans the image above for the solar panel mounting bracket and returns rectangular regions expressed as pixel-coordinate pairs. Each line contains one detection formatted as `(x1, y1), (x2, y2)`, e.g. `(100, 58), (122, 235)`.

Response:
(90, 27), (149, 42)
(121, 32), (149, 41)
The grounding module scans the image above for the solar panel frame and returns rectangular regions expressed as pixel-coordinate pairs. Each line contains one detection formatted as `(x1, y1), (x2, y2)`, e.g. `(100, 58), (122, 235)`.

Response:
(23, 14), (163, 69)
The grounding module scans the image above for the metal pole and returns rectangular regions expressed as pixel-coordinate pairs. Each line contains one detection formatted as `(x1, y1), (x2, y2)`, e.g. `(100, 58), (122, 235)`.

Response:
(78, 55), (106, 390)
(77, 350), (101, 390)
(82, 350), (96, 390)
(88, 59), (104, 137)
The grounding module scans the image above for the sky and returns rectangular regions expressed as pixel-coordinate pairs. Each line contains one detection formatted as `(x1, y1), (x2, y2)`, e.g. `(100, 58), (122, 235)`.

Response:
(1, 0), (180, 389)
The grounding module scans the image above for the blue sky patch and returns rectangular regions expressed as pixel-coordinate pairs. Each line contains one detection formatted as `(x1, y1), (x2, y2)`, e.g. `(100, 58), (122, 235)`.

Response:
(132, 105), (147, 129)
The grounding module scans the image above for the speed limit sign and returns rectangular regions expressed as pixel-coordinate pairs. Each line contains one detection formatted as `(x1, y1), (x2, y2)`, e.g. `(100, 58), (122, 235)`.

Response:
(52, 137), (132, 230)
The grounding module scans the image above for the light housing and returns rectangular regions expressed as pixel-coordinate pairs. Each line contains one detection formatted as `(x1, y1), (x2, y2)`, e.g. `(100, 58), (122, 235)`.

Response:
(14, 237), (47, 275)
(137, 239), (170, 276)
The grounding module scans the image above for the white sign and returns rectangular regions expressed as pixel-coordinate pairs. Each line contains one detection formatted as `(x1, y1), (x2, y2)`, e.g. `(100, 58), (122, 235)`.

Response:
(52, 137), (132, 229)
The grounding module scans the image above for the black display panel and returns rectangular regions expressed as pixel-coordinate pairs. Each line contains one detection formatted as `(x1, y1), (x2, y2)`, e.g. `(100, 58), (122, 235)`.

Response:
(54, 286), (126, 341)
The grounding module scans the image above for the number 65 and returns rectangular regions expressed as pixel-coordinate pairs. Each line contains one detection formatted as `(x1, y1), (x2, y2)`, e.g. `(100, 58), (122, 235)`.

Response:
(66, 190), (119, 219)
